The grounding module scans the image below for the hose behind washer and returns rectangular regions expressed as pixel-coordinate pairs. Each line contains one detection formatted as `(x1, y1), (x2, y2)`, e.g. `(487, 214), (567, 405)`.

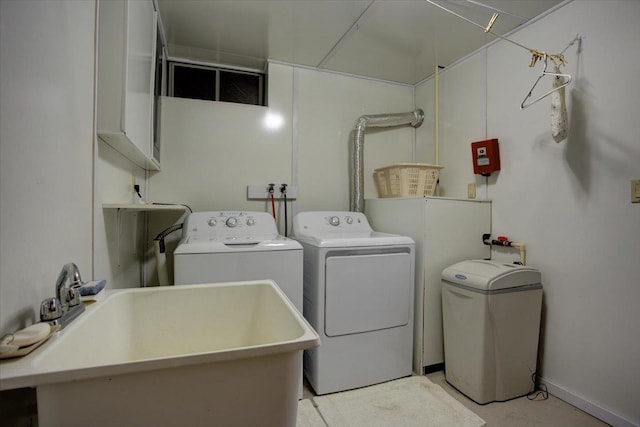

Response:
(153, 223), (184, 286)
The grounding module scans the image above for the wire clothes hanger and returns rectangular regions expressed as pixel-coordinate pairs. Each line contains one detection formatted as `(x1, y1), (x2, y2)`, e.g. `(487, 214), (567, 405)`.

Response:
(520, 53), (572, 110)
(423, 0), (582, 109)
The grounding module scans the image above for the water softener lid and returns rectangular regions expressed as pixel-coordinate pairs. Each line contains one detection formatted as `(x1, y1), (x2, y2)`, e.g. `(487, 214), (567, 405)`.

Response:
(442, 259), (541, 291)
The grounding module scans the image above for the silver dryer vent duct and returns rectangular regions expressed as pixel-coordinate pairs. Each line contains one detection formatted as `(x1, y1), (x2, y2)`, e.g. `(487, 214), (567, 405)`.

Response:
(349, 109), (425, 212)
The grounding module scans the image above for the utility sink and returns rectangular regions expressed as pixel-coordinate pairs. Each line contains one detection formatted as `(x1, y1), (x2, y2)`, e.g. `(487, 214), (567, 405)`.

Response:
(0, 280), (320, 427)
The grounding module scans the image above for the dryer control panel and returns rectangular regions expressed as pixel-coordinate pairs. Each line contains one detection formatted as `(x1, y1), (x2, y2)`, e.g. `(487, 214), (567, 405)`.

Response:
(183, 211), (278, 238)
(293, 211), (372, 236)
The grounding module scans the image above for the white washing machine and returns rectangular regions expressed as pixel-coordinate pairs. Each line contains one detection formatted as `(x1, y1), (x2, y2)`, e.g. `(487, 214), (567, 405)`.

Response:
(293, 211), (415, 395)
(174, 211), (302, 312)
(173, 211), (305, 397)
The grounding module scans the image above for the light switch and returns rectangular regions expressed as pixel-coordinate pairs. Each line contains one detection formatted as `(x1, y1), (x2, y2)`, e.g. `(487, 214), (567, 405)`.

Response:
(632, 179), (640, 203)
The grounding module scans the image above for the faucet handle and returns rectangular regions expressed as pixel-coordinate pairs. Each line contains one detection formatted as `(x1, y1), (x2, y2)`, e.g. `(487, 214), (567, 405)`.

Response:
(40, 297), (63, 321)
(66, 285), (83, 307)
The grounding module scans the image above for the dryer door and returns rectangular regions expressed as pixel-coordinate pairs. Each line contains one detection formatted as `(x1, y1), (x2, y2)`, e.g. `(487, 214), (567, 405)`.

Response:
(324, 251), (411, 336)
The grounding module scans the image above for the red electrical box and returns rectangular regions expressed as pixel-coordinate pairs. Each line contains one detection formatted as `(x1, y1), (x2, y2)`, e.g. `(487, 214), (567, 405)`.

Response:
(471, 138), (500, 176)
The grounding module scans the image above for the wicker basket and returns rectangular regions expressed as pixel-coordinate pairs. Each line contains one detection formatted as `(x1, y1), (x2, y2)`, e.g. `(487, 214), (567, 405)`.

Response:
(374, 163), (443, 198)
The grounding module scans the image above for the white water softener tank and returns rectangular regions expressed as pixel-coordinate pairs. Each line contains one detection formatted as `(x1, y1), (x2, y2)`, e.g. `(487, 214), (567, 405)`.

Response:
(441, 260), (543, 404)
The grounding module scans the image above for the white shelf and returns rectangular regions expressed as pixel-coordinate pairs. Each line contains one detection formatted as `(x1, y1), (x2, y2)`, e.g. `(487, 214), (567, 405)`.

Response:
(98, 133), (160, 171)
(102, 203), (188, 212)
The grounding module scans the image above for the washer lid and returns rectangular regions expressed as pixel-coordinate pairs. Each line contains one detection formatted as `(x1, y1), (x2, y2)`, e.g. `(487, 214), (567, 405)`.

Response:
(174, 235), (302, 254)
(442, 259), (541, 291)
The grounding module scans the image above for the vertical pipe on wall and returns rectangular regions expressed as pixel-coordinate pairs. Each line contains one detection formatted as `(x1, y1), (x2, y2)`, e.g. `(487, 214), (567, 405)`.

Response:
(434, 65), (440, 167)
(291, 67), (299, 225)
(434, 65), (441, 196)
(412, 87), (417, 162)
(91, 0), (99, 278)
(483, 48), (489, 200)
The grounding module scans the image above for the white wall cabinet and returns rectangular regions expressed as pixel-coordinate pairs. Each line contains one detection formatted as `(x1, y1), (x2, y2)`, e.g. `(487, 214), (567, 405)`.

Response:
(98, 0), (159, 170)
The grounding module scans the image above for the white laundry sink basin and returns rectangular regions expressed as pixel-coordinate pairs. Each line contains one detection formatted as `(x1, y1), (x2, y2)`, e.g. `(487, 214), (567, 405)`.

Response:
(0, 280), (319, 427)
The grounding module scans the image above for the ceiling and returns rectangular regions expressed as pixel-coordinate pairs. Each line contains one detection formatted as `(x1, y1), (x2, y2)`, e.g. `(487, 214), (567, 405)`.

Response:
(156, 0), (563, 85)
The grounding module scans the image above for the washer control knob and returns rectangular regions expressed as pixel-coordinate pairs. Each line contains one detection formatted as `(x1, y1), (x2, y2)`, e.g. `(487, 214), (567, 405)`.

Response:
(345, 216), (353, 224)
(329, 216), (340, 226)
(225, 217), (238, 228)
(208, 218), (217, 227)
(246, 218), (255, 226)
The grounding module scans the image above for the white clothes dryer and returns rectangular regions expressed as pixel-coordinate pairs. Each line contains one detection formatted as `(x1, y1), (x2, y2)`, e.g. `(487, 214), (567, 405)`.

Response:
(293, 211), (415, 395)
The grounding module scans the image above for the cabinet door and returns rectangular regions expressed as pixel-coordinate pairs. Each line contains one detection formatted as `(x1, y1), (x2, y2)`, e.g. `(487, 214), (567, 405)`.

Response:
(123, 0), (156, 159)
(98, 0), (159, 170)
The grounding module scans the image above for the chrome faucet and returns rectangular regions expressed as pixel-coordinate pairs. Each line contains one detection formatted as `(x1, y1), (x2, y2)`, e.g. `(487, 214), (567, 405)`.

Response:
(40, 263), (86, 329)
(55, 262), (83, 308)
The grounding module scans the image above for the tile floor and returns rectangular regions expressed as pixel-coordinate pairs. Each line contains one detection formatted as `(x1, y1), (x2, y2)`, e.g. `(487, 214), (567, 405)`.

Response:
(425, 371), (611, 426)
(303, 372), (612, 427)
(2, 372), (613, 426)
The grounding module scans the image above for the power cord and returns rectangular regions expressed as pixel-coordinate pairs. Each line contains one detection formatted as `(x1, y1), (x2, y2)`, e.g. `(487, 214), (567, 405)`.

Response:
(151, 202), (193, 213)
(153, 223), (184, 253)
(268, 183), (276, 220)
(527, 371), (549, 401)
(134, 184), (144, 201)
(280, 184), (288, 237)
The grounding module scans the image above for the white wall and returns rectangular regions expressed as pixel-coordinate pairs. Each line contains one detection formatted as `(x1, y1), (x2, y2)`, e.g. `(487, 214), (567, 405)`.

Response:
(414, 78), (435, 165)
(0, 0), (95, 334)
(149, 63), (416, 219)
(436, 51), (488, 198)
(418, 1), (640, 425)
(149, 63), (294, 213)
(295, 66), (415, 210)
(93, 143), (148, 289)
(0, 0), (149, 326)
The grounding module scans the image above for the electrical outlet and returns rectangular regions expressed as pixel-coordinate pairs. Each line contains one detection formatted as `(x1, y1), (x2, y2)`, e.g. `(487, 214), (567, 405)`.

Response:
(632, 179), (640, 203)
(467, 183), (476, 199)
(247, 184), (297, 200)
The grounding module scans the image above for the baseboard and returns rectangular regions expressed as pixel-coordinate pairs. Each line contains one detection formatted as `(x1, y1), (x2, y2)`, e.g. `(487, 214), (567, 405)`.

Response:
(539, 376), (638, 427)
(424, 363), (445, 375)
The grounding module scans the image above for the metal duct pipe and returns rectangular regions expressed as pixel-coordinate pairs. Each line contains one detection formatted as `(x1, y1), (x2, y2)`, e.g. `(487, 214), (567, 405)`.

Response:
(349, 109), (425, 212)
